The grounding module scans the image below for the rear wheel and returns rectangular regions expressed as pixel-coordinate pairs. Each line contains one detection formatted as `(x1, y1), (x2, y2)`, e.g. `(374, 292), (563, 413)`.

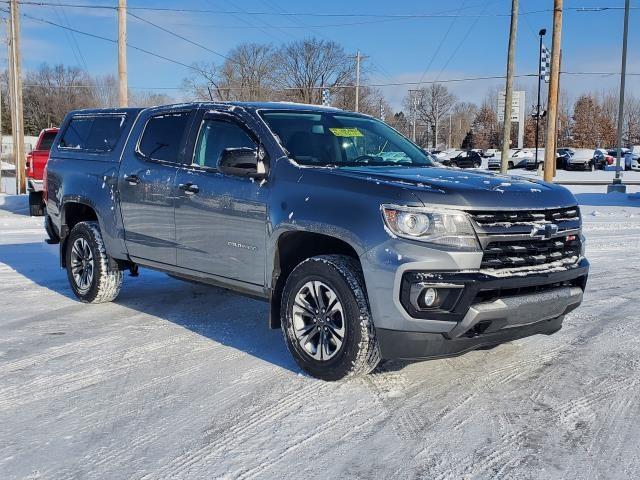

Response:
(28, 191), (44, 216)
(281, 255), (380, 381)
(65, 221), (123, 303)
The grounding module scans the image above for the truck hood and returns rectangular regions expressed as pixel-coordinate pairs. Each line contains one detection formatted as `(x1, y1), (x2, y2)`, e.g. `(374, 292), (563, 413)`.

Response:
(334, 166), (577, 209)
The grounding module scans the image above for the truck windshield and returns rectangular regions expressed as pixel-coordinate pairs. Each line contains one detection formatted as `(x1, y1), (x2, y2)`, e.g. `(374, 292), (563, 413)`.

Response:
(260, 110), (434, 168)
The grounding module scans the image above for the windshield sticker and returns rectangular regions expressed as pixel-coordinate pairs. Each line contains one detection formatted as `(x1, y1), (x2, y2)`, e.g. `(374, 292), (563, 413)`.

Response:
(329, 128), (363, 137)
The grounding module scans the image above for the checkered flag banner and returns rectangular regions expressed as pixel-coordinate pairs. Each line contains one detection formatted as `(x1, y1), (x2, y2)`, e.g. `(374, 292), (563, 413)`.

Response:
(540, 44), (551, 83)
(321, 88), (331, 107)
(380, 103), (386, 121)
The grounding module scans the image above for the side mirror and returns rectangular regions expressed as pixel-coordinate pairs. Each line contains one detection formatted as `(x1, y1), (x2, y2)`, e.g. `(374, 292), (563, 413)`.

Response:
(218, 147), (268, 179)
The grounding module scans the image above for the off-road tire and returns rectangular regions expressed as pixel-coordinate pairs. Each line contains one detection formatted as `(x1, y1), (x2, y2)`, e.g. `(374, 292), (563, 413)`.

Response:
(65, 221), (123, 303)
(28, 191), (44, 216)
(281, 254), (380, 381)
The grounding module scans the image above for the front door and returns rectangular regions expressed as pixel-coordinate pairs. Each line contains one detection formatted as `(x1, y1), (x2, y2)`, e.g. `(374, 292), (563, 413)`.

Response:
(174, 113), (268, 285)
(118, 110), (194, 265)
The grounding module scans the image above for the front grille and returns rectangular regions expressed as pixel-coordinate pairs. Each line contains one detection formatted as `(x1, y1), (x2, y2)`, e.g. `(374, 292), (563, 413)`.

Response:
(468, 207), (582, 271)
(481, 235), (581, 269)
(469, 206), (580, 229)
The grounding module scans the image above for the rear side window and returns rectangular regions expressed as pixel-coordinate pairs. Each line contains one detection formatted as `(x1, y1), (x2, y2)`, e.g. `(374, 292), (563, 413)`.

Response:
(38, 131), (57, 151)
(60, 115), (125, 152)
(138, 112), (191, 163)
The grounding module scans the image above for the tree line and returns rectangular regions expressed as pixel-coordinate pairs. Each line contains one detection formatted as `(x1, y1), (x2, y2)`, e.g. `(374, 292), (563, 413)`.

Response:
(2, 36), (639, 150)
(397, 83), (640, 151)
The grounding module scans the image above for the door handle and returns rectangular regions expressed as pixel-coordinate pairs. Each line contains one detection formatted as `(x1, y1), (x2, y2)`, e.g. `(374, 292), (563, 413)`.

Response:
(124, 174), (140, 185)
(179, 183), (199, 195)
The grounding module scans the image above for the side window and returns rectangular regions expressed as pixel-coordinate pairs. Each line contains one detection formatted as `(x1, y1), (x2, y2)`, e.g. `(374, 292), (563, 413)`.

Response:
(193, 119), (256, 169)
(139, 111), (191, 163)
(60, 115), (125, 152)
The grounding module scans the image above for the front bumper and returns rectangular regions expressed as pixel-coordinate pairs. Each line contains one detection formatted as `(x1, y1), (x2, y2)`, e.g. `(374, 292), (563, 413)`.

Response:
(360, 236), (589, 360)
(377, 315), (564, 361)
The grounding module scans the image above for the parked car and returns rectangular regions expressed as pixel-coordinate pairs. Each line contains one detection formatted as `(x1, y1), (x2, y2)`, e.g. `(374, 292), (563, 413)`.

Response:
(555, 148), (574, 170)
(489, 149), (532, 170)
(565, 149), (595, 171)
(44, 102), (588, 380)
(26, 127), (59, 216)
(625, 152), (639, 171)
(483, 149), (497, 158)
(593, 148), (615, 170)
(440, 150), (483, 168)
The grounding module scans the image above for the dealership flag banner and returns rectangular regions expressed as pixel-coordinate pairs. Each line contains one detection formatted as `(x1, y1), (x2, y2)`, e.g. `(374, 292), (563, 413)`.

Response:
(541, 45), (551, 83)
(322, 88), (331, 107)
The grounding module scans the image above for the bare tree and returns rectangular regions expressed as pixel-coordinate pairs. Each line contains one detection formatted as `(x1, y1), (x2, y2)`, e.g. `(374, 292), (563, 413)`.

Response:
(441, 102), (477, 149)
(472, 101), (499, 149)
(624, 94), (640, 146)
(274, 38), (353, 105)
(22, 64), (97, 134)
(413, 84), (457, 148)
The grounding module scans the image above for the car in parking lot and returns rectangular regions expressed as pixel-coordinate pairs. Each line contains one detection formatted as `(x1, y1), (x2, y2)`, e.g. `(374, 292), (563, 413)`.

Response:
(593, 148), (615, 170)
(439, 150), (482, 168)
(565, 149), (595, 171)
(626, 152), (640, 171)
(489, 149), (533, 170)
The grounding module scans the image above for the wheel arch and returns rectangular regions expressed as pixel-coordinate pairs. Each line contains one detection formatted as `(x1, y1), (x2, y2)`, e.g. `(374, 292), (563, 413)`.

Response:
(59, 199), (101, 268)
(268, 230), (362, 329)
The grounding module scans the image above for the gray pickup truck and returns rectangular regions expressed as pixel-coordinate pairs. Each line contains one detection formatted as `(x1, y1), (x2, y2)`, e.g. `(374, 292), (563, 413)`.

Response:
(44, 102), (589, 380)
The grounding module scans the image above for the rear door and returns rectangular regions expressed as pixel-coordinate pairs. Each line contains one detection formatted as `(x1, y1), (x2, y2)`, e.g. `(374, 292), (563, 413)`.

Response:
(174, 110), (268, 285)
(118, 109), (196, 266)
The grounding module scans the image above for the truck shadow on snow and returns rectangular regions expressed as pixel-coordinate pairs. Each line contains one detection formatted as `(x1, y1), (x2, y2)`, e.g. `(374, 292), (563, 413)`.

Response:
(0, 241), (298, 373)
(0, 194), (30, 216)
(573, 192), (640, 208)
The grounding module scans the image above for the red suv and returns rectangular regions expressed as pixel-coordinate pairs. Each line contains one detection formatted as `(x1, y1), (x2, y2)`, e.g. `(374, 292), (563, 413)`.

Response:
(26, 127), (58, 216)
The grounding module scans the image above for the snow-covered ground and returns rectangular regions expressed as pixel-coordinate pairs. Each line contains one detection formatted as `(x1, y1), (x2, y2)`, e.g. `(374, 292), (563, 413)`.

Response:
(1, 187), (640, 480)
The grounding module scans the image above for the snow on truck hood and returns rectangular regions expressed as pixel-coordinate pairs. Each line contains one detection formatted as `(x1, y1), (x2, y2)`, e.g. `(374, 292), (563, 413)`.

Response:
(334, 166), (577, 210)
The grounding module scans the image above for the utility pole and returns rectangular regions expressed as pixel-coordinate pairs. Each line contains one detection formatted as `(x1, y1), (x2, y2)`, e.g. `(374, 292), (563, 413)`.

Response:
(409, 89), (418, 142)
(353, 50), (368, 112)
(609, 0), (630, 194)
(500, 0), (519, 174)
(118, 0), (128, 107)
(9, 0), (25, 195)
(543, 0), (563, 182)
(534, 29), (546, 168)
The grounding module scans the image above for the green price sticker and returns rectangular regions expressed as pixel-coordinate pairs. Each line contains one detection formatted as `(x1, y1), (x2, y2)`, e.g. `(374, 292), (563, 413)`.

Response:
(329, 128), (363, 137)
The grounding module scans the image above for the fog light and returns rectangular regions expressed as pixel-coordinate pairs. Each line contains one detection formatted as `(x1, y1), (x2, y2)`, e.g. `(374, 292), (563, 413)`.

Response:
(423, 288), (438, 307)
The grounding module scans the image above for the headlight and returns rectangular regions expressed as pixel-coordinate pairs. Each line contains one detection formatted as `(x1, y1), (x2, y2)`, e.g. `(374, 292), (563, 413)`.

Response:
(381, 204), (480, 250)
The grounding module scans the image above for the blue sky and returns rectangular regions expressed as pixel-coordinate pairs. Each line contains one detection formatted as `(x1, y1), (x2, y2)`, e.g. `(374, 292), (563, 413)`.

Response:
(14, 0), (640, 110)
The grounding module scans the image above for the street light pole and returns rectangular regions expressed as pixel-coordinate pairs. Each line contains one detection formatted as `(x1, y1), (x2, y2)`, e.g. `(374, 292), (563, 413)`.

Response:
(534, 29), (546, 168)
(609, 0), (630, 193)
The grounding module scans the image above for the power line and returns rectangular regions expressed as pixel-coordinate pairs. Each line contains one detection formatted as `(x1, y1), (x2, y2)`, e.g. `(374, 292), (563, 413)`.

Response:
(22, 72), (640, 93)
(9, 1), (635, 17)
(126, 10), (240, 65)
(2, 7), (211, 76)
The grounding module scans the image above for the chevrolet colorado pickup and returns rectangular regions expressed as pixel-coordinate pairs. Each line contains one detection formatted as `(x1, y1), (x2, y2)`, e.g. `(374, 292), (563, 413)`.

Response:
(44, 102), (589, 380)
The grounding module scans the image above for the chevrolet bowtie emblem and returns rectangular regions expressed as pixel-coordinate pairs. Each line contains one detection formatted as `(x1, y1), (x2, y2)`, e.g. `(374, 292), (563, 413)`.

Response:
(530, 223), (559, 239)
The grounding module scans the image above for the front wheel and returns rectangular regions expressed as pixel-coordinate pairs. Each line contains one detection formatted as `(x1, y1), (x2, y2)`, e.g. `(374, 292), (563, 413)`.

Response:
(65, 221), (123, 303)
(281, 255), (380, 381)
